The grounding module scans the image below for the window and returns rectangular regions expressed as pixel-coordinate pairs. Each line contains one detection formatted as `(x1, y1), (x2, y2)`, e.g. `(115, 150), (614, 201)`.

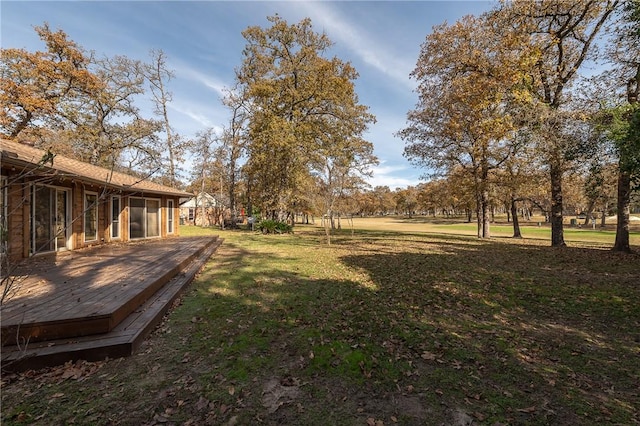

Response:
(146, 199), (160, 237)
(32, 185), (70, 253)
(167, 199), (174, 234)
(84, 192), (98, 241)
(130, 197), (145, 239)
(188, 208), (195, 221)
(130, 197), (160, 239)
(111, 195), (121, 239)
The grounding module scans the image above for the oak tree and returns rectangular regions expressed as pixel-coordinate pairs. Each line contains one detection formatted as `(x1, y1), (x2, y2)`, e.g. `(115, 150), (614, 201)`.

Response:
(236, 16), (376, 221)
(501, 0), (619, 246)
(0, 24), (100, 140)
(604, 0), (640, 252)
(400, 12), (531, 238)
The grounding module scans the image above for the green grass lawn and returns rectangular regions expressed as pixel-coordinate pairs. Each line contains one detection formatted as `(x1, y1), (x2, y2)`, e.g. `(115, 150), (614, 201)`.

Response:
(2, 220), (639, 425)
(344, 215), (640, 246)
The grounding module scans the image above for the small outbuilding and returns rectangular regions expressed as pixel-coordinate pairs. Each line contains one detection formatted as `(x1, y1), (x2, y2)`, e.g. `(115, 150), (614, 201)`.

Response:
(179, 192), (220, 227)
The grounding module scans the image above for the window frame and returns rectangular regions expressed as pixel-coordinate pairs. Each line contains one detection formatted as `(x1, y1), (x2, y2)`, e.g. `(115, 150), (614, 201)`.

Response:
(167, 199), (174, 234)
(84, 191), (99, 242)
(110, 195), (121, 240)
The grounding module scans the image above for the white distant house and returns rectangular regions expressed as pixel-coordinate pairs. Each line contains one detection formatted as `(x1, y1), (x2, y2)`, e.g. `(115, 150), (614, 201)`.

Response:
(179, 192), (219, 227)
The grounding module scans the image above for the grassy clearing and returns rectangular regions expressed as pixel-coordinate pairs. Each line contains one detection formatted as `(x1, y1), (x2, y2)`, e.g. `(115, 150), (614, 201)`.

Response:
(2, 219), (639, 425)
(346, 215), (640, 246)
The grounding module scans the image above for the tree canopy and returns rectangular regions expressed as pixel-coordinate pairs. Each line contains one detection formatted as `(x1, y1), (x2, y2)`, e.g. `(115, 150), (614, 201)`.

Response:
(234, 15), (377, 222)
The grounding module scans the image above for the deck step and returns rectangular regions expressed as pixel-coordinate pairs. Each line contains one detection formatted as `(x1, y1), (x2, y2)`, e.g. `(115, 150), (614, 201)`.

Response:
(1, 237), (218, 345)
(1, 238), (223, 372)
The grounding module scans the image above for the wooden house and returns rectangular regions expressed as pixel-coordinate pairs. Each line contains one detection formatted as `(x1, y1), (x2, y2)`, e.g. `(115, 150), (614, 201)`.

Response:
(0, 139), (192, 262)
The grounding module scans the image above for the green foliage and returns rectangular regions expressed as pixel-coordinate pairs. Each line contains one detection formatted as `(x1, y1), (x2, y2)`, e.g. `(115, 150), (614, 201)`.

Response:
(257, 219), (292, 234)
(602, 103), (640, 187)
(235, 15), (376, 218)
(626, 105), (640, 187)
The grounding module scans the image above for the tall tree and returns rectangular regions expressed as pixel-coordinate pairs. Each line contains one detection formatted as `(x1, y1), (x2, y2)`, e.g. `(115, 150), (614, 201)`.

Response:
(312, 134), (377, 243)
(501, 0), (619, 246)
(1, 24), (162, 175)
(400, 13), (531, 238)
(605, 0), (640, 252)
(144, 49), (185, 187)
(189, 128), (218, 225)
(236, 15), (376, 221)
(221, 85), (250, 220)
(0, 24), (101, 140)
(70, 54), (161, 170)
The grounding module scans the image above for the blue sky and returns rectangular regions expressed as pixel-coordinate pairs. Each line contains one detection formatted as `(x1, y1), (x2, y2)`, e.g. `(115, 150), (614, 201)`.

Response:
(2, 1), (494, 188)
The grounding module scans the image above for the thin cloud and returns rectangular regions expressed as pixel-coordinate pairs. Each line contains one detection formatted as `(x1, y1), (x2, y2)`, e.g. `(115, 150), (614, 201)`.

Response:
(295, 2), (416, 91)
(172, 62), (229, 99)
(168, 102), (216, 130)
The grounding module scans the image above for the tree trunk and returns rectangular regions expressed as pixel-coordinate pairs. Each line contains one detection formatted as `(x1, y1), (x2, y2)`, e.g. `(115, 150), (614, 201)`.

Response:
(613, 169), (631, 252)
(481, 188), (490, 238)
(9, 111), (32, 139)
(511, 198), (522, 238)
(550, 163), (566, 247)
(476, 195), (482, 238)
(324, 212), (332, 245)
(584, 199), (595, 226)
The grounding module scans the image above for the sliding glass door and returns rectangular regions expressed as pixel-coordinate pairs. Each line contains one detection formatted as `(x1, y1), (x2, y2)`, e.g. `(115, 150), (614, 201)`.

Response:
(32, 185), (70, 254)
(129, 197), (160, 239)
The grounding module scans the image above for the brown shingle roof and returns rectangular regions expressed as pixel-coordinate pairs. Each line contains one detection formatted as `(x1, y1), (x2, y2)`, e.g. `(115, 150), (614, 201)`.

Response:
(0, 139), (192, 198)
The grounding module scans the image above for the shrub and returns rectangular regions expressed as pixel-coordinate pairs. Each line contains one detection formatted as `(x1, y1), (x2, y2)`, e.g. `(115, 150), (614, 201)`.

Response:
(257, 219), (293, 234)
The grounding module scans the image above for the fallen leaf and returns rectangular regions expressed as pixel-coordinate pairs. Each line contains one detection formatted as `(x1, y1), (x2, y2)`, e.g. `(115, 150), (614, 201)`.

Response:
(421, 351), (437, 360)
(517, 406), (536, 413)
(196, 396), (209, 411)
(61, 368), (82, 380)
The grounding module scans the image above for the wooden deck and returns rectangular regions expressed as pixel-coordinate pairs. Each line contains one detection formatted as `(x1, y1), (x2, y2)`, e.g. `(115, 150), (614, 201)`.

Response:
(1, 236), (222, 372)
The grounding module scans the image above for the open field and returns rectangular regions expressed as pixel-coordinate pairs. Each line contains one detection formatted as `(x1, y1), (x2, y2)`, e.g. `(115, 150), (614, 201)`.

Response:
(339, 215), (640, 246)
(2, 220), (639, 425)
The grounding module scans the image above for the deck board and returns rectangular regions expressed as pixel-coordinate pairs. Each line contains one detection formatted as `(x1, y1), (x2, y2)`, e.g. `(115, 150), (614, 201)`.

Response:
(1, 236), (219, 347)
(1, 236), (222, 371)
